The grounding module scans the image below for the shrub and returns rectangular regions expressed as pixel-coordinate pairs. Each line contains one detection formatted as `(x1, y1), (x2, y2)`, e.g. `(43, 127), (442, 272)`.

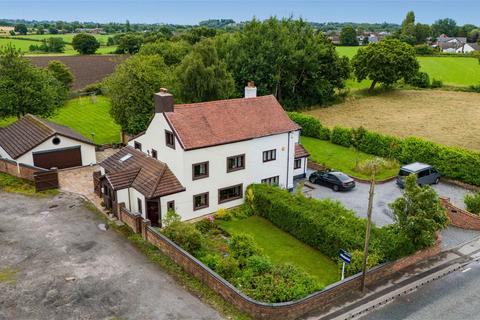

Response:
(287, 112), (330, 140)
(415, 44), (435, 55)
(216, 256), (240, 280)
(162, 221), (203, 254)
(229, 234), (262, 262)
(214, 208), (231, 221)
(330, 126), (353, 147)
(245, 255), (273, 274)
(339, 249), (381, 278)
(356, 129), (403, 159)
(407, 71), (430, 88)
(465, 193), (480, 214)
(430, 78), (443, 88)
(82, 82), (103, 95)
(468, 84), (480, 93)
(199, 253), (222, 270)
(195, 216), (216, 233)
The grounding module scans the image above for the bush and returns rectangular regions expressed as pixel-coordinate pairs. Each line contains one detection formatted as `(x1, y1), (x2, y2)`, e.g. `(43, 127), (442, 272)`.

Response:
(216, 256), (240, 280)
(468, 84), (480, 93)
(195, 216), (215, 233)
(431, 78), (443, 88)
(415, 44), (435, 55)
(465, 193), (480, 214)
(82, 82), (103, 95)
(162, 221), (203, 254)
(339, 249), (381, 278)
(229, 233), (262, 262)
(214, 208), (231, 221)
(407, 71), (430, 88)
(199, 253), (222, 270)
(330, 126), (353, 147)
(287, 112), (330, 140)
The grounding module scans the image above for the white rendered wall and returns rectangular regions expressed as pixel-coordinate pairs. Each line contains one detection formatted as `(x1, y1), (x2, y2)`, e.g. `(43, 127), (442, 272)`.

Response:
(0, 145), (11, 160)
(129, 188), (146, 218)
(293, 157), (308, 178)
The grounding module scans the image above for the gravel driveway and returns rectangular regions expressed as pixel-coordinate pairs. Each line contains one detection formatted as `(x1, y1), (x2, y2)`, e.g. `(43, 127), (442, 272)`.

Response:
(0, 191), (222, 320)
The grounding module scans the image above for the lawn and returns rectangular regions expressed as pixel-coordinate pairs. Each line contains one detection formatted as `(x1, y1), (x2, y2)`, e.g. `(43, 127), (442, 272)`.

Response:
(49, 96), (121, 145)
(336, 46), (480, 88)
(0, 173), (58, 197)
(218, 216), (339, 287)
(14, 33), (114, 45)
(306, 89), (480, 151)
(300, 136), (400, 180)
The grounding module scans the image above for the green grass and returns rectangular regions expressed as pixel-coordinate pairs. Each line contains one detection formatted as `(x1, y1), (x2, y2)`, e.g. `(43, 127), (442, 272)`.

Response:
(218, 216), (339, 287)
(336, 46), (480, 88)
(49, 96), (121, 145)
(0, 173), (59, 197)
(300, 136), (399, 180)
(0, 37), (43, 51)
(0, 267), (19, 284)
(13, 33), (114, 45)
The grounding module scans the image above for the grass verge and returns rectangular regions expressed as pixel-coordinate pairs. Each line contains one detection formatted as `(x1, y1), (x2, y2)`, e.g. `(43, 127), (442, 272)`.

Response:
(218, 216), (339, 287)
(300, 136), (399, 180)
(0, 173), (59, 197)
(82, 201), (250, 320)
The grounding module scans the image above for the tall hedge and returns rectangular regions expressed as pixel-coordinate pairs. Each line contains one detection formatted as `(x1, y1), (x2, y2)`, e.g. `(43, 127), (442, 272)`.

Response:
(287, 112), (330, 140)
(288, 114), (480, 186)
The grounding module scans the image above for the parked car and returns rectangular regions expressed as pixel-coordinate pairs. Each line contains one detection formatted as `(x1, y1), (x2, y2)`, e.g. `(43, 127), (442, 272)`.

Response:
(309, 170), (356, 191)
(396, 162), (440, 187)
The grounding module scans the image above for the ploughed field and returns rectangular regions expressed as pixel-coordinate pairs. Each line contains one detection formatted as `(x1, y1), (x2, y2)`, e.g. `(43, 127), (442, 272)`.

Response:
(306, 90), (480, 150)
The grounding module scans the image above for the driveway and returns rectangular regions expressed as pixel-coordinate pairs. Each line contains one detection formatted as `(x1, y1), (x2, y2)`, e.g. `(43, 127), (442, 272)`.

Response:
(0, 191), (222, 320)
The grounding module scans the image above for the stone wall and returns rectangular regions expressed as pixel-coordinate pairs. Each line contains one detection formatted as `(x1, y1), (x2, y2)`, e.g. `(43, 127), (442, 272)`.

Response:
(116, 204), (442, 320)
(441, 197), (480, 230)
(0, 158), (47, 181)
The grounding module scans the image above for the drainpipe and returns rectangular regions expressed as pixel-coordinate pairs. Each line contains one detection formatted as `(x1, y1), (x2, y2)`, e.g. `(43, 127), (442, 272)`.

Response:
(286, 131), (291, 189)
(128, 188), (132, 211)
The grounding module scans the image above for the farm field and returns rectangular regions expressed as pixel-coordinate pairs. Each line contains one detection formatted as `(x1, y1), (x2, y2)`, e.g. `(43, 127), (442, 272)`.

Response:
(218, 216), (339, 286)
(306, 90), (480, 150)
(12, 33), (113, 45)
(336, 46), (480, 87)
(0, 96), (120, 145)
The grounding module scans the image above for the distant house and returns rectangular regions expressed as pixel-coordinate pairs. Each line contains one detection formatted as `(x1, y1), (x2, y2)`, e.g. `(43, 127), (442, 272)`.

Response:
(0, 115), (96, 169)
(458, 43), (480, 53)
(97, 84), (309, 224)
(434, 34), (468, 53)
(75, 28), (105, 34)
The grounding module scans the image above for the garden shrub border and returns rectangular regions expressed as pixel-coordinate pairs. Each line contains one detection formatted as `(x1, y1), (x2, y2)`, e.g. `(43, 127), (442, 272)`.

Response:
(289, 112), (480, 186)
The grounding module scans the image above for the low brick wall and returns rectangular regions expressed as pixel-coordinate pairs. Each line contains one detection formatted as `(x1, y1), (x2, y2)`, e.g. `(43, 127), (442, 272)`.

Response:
(116, 203), (441, 319)
(0, 158), (47, 181)
(441, 197), (480, 230)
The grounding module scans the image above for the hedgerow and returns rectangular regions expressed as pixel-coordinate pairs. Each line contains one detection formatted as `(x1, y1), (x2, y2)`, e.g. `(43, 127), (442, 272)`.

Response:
(288, 114), (480, 186)
(287, 112), (330, 140)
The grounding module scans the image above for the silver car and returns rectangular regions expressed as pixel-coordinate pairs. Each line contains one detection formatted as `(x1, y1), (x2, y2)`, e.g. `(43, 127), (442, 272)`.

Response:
(396, 162), (441, 187)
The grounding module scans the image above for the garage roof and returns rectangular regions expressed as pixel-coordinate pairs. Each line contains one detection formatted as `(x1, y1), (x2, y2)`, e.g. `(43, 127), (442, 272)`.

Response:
(100, 146), (185, 199)
(0, 114), (95, 159)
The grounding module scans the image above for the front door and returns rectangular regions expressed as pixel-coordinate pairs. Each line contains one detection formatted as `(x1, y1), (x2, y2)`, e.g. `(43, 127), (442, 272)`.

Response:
(147, 200), (160, 227)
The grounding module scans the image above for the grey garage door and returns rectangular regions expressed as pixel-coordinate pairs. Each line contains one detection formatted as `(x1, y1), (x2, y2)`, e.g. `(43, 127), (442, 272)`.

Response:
(33, 146), (82, 169)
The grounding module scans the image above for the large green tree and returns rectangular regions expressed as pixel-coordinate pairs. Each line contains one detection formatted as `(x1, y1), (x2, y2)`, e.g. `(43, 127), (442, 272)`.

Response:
(432, 18), (458, 37)
(116, 33), (143, 54)
(139, 40), (192, 66)
(72, 33), (100, 54)
(103, 54), (174, 135)
(340, 26), (359, 46)
(0, 45), (66, 119)
(175, 39), (234, 103)
(219, 18), (350, 109)
(401, 11), (416, 37)
(14, 23), (28, 35)
(389, 174), (449, 250)
(47, 60), (74, 89)
(351, 38), (419, 91)
(414, 23), (431, 44)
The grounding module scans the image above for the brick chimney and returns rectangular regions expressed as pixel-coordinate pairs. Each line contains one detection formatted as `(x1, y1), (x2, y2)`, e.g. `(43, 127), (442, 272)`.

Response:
(154, 88), (174, 113)
(244, 81), (257, 98)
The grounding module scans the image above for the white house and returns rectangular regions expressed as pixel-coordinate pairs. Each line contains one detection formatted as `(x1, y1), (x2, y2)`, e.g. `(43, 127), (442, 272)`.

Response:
(0, 114), (96, 169)
(98, 84), (309, 224)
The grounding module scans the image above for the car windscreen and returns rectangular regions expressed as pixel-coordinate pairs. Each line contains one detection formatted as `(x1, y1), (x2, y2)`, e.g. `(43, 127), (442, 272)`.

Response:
(398, 169), (412, 176)
(335, 173), (351, 181)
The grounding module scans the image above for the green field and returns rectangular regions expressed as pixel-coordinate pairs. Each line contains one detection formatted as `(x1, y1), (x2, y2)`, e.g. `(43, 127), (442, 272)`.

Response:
(13, 33), (113, 45)
(300, 136), (400, 180)
(336, 46), (480, 87)
(0, 96), (120, 145)
(219, 216), (339, 286)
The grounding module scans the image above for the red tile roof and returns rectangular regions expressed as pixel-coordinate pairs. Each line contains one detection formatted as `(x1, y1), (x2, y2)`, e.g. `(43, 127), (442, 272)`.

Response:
(100, 146), (185, 199)
(164, 95), (300, 150)
(295, 143), (310, 158)
(0, 114), (94, 159)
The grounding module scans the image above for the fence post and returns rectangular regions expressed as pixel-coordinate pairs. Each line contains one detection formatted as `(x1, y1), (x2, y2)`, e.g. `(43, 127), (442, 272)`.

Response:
(142, 219), (151, 240)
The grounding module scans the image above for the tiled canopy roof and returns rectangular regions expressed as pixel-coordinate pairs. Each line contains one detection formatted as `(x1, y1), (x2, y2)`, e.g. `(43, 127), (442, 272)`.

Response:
(294, 143), (310, 159)
(164, 95), (300, 150)
(0, 114), (94, 159)
(100, 146), (185, 199)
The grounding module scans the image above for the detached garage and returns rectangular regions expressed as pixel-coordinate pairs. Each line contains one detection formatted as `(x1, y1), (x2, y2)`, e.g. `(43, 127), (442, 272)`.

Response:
(0, 114), (96, 169)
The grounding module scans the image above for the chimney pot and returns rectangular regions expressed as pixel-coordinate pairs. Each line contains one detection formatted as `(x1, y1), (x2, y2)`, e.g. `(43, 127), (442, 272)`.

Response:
(154, 89), (174, 113)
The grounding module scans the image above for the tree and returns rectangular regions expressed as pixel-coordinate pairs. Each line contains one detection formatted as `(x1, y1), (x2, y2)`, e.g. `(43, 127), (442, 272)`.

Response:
(0, 45), (66, 119)
(219, 18), (350, 109)
(14, 23), (28, 35)
(181, 27), (217, 45)
(414, 23), (431, 44)
(351, 38), (419, 91)
(362, 37), (369, 46)
(401, 11), (416, 37)
(432, 18), (458, 37)
(389, 174), (449, 250)
(175, 39), (234, 103)
(72, 33), (100, 54)
(340, 26), (359, 46)
(44, 37), (66, 52)
(140, 40), (192, 66)
(47, 60), (74, 89)
(103, 54), (174, 135)
(116, 33), (143, 54)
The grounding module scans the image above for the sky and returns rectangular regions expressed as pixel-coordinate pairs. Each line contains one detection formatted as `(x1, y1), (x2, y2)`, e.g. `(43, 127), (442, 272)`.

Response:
(2, 0), (479, 26)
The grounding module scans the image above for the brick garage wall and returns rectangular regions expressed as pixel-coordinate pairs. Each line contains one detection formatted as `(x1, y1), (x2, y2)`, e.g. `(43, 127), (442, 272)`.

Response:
(441, 197), (480, 230)
(125, 215), (441, 320)
(0, 159), (46, 181)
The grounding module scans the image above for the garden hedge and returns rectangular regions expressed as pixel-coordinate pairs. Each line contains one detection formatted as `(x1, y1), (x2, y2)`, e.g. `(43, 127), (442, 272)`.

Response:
(289, 114), (480, 186)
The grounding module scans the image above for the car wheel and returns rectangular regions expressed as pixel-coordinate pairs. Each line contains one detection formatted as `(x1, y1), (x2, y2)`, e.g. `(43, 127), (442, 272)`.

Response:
(435, 177), (440, 184)
(333, 185), (339, 192)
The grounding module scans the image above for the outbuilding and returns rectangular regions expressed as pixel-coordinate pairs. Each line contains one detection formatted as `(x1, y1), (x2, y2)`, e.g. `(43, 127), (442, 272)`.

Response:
(0, 114), (96, 169)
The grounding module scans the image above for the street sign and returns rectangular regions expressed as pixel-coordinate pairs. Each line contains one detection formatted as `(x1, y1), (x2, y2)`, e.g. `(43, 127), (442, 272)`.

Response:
(339, 249), (352, 264)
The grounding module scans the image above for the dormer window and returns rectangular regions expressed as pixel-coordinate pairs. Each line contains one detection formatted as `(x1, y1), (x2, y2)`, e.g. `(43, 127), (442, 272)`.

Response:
(165, 130), (175, 149)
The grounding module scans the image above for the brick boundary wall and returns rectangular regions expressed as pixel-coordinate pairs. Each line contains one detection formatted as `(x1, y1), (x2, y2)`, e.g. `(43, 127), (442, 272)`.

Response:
(116, 202), (441, 320)
(118, 204), (142, 234)
(440, 197), (480, 230)
(0, 158), (48, 181)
